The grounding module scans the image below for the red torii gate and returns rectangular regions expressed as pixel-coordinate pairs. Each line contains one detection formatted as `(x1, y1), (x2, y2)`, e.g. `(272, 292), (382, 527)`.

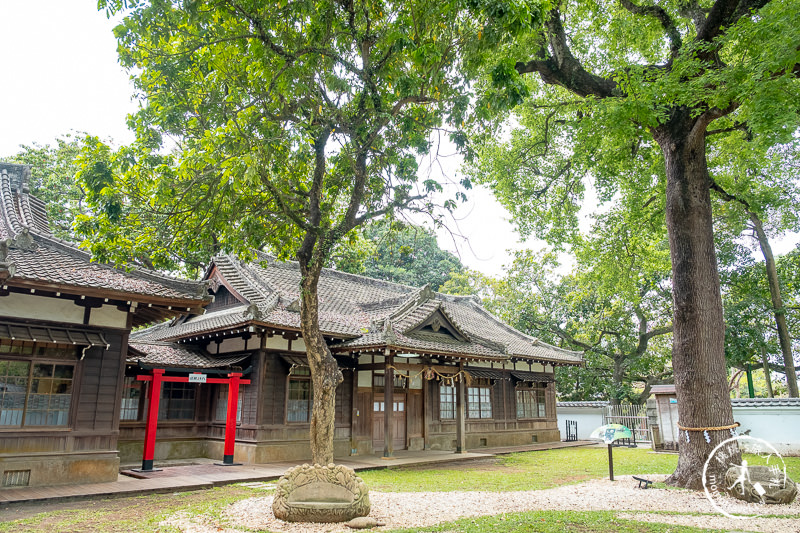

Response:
(135, 368), (251, 471)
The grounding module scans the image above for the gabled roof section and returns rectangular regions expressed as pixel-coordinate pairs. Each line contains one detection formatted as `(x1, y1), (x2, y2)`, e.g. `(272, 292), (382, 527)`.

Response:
(134, 252), (584, 366)
(399, 301), (470, 343)
(0, 163), (210, 325)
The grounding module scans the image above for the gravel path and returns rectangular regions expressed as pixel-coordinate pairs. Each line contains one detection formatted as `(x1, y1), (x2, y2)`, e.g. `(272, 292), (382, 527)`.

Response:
(162, 475), (800, 533)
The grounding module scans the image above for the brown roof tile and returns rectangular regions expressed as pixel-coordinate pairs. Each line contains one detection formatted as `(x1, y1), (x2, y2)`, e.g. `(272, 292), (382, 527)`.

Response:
(0, 163), (209, 307)
(128, 341), (249, 369)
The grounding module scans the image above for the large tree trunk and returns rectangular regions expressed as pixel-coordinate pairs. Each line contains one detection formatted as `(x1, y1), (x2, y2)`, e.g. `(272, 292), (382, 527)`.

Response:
(750, 214), (798, 397)
(654, 110), (740, 489)
(299, 257), (344, 465)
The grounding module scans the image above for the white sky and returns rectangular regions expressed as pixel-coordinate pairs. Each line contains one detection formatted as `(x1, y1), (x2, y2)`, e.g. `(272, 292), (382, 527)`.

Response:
(0, 2), (532, 278)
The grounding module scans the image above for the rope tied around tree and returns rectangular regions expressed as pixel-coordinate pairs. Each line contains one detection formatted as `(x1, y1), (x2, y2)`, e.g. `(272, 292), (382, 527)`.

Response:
(677, 421), (740, 443)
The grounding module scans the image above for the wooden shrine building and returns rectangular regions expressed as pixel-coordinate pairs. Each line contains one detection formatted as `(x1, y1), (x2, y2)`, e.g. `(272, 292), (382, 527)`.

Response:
(0, 161), (583, 489)
(0, 163), (210, 488)
(125, 252), (584, 464)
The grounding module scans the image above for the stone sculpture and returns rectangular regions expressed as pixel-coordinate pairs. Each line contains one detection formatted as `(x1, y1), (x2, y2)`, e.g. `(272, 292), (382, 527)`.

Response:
(272, 463), (370, 523)
(724, 464), (797, 504)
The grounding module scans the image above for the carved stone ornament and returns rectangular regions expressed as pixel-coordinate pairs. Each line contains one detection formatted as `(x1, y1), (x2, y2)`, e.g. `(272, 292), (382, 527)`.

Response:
(243, 303), (263, 321)
(287, 298), (301, 313)
(383, 320), (397, 344)
(272, 463), (370, 523)
(724, 465), (797, 504)
(11, 227), (35, 251)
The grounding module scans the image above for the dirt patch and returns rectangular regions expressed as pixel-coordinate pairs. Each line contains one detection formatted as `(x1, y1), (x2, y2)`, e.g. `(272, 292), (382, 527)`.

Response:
(0, 486), (256, 532)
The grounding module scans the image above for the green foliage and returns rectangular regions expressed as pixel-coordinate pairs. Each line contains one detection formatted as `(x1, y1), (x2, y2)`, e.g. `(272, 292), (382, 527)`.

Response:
(439, 268), (497, 299)
(85, 0), (470, 273)
(334, 221), (465, 290)
(721, 245), (800, 382)
(483, 201), (674, 404)
(4, 134), (92, 241)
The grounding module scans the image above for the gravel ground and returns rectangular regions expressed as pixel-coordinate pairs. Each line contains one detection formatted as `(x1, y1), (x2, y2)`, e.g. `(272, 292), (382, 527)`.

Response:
(162, 474), (800, 533)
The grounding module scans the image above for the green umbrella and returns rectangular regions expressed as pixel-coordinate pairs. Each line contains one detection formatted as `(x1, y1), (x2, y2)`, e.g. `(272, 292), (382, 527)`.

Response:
(589, 424), (633, 481)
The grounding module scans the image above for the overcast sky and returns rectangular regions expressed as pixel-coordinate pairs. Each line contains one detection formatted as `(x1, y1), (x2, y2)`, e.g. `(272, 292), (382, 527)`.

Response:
(0, 2), (535, 278)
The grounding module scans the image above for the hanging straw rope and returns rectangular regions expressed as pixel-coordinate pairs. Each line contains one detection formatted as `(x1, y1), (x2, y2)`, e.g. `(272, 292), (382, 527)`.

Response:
(385, 364), (473, 386)
(677, 422), (740, 431)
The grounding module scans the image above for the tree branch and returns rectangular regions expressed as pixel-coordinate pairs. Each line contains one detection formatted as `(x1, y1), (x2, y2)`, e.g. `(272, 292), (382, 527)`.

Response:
(618, 0), (682, 57)
(515, 9), (617, 98)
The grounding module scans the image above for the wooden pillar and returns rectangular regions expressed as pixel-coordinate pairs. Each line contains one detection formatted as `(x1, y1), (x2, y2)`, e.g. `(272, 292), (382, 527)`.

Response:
(384, 355), (394, 457)
(455, 373), (467, 453)
(218, 372), (242, 466)
(254, 332), (268, 426)
(138, 368), (164, 472)
(422, 371), (429, 449)
(351, 365), (359, 455)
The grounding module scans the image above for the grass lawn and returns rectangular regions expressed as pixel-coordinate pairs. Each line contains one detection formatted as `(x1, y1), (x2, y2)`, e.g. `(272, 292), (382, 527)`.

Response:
(386, 510), (725, 533)
(359, 446), (800, 492)
(359, 446), (678, 492)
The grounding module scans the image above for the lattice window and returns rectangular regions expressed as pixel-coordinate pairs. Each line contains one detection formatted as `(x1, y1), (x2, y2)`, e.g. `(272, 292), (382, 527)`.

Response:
(215, 385), (243, 422)
(0, 353), (75, 427)
(516, 385), (547, 419)
(120, 375), (143, 421)
(159, 382), (196, 420)
(467, 386), (492, 419)
(287, 366), (312, 422)
(439, 384), (455, 420)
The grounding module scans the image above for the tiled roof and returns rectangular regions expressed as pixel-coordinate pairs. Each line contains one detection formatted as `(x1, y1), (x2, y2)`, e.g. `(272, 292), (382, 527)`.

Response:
(557, 401), (610, 408)
(650, 385), (676, 394)
(731, 397), (800, 408)
(137, 253), (584, 366)
(128, 341), (249, 369)
(0, 163), (209, 309)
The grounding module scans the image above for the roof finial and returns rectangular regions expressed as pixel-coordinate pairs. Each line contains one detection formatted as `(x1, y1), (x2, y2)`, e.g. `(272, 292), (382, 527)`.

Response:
(11, 227), (34, 250)
(0, 238), (14, 281)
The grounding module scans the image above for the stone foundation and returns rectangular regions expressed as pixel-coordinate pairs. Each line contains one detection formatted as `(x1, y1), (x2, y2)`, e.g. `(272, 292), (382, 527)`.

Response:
(0, 452), (119, 489)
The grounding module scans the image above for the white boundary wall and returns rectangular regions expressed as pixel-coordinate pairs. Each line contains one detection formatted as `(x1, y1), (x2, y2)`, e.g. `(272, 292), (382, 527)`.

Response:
(557, 402), (607, 440)
(558, 398), (800, 456)
(731, 399), (800, 456)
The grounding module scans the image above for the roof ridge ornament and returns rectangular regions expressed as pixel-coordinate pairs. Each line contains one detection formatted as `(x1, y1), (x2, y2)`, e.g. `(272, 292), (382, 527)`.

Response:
(0, 238), (15, 281)
(286, 298), (301, 313)
(243, 303), (264, 321)
(417, 284), (434, 304)
(10, 227), (35, 250)
(383, 320), (397, 344)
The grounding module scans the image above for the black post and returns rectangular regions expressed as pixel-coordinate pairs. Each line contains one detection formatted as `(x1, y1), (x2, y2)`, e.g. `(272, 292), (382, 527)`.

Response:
(607, 443), (614, 481)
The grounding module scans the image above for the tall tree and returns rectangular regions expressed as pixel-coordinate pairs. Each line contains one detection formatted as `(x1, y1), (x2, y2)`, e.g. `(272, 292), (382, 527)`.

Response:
(466, 0), (799, 487)
(709, 139), (800, 396)
(5, 134), (90, 241)
(722, 245), (800, 395)
(491, 204), (674, 405)
(96, 0), (466, 465)
(334, 221), (464, 290)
